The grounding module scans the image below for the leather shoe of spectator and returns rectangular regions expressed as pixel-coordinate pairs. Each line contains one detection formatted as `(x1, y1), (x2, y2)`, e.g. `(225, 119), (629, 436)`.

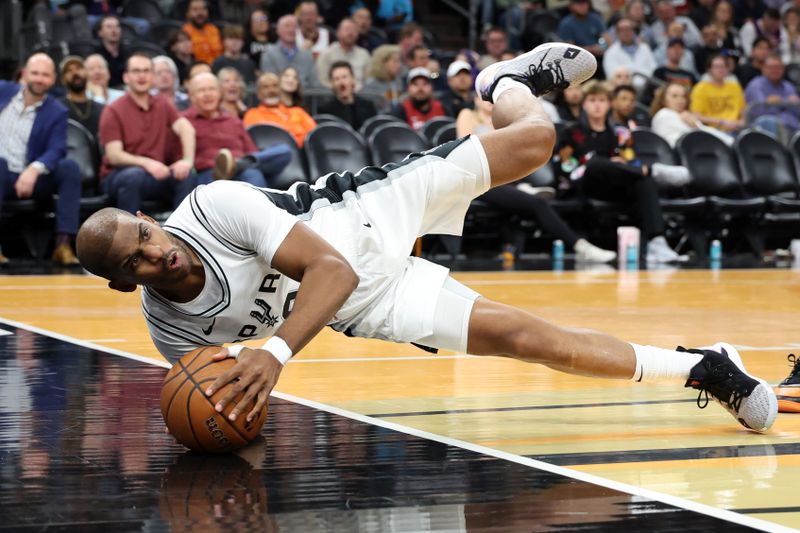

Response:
(52, 243), (79, 265)
(212, 149), (235, 180)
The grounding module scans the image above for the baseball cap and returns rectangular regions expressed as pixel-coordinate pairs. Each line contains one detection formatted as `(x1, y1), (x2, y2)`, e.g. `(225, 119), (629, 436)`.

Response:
(59, 55), (84, 75)
(407, 67), (432, 83)
(446, 60), (471, 78)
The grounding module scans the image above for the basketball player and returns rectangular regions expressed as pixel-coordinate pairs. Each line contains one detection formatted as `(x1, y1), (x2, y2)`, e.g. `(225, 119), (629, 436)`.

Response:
(76, 43), (778, 434)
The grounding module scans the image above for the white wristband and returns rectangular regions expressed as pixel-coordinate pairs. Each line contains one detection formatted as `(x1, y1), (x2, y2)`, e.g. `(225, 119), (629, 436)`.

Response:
(227, 344), (245, 359)
(262, 336), (293, 365)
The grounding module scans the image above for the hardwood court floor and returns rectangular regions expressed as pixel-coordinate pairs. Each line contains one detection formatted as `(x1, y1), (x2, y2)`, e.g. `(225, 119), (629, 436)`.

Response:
(2, 268), (800, 530)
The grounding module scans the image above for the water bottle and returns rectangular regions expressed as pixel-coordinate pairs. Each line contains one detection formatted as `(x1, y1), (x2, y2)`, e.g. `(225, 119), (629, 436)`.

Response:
(552, 239), (564, 272)
(625, 242), (638, 269)
(710, 239), (722, 262)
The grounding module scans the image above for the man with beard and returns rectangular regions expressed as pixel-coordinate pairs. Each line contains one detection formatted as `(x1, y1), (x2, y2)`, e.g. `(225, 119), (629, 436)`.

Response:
(316, 18), (371, 90)
(59, 56), (104, 137)
(391, 68), (446, 131)
(182, 0), (223, 65)
(94, 15), (129, 88)
(317, 61), (377, 130)
(439, 60), (475, 118)
(0, 53), (83, 265)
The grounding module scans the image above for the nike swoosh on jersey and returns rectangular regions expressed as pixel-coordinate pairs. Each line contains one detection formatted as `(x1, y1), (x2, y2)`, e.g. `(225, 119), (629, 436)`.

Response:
(202, 317), (216, 336)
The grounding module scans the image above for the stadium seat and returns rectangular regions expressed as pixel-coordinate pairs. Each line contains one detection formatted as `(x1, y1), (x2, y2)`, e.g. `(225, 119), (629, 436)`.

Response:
(431, 123), (457, 145)
(67, 39), (100, 58)
(65, 120), (109, 217)
(149, 20), (186, 50)
(121, 0), (166, 24)
(369, 123), (428, 166)
(305, 123), (370, 178)
(246, 124), (309, 190)
(420, 116), (455, 145)
(359, 114), (404, 140)
(312, 113), (350, 127)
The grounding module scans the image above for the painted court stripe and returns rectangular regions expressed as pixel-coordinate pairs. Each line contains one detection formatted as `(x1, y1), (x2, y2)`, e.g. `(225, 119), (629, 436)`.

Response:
(0, 316), (791, 533)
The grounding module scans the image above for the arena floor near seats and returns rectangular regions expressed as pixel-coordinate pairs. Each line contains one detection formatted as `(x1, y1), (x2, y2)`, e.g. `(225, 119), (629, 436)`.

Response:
(2, 266), (800, 532)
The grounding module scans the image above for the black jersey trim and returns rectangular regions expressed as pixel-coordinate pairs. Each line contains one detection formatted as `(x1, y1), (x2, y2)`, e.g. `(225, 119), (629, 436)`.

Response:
(189, 191), (257, 257)
(143, 305), (216, 347)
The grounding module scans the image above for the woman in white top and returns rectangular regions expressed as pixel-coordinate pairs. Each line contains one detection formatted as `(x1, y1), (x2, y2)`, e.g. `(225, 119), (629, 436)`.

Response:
(651, 82), (733, 147)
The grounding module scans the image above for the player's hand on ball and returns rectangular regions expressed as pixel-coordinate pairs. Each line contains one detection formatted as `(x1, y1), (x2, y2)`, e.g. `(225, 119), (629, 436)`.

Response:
(205, 348), (283, 423)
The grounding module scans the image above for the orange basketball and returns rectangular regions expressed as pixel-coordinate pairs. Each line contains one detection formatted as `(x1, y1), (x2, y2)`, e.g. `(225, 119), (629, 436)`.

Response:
(160, 346), (268, 453)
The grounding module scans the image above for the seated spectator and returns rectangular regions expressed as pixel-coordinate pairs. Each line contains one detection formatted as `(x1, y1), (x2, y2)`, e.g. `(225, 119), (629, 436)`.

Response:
(693, 24), (723, 76)
(603, 18), (658, 90)
(391, 68), (446, 131)
(478, 27), (509, 70)
(710, 0), (741, 53)
(734, 0), (767, 27)
(651, 82), (734, 147)
(245, 8), (272, 66)
(785, 7), (800, 63)
(457, 94), (616, 263)
(152, 56), (190, 111)
(261, 15), (317, 89)
(648, 0), (703, 49)
(649, 38), (697, 102)
(618, 0), (654, 44)
(741, 8), (791, 63)
(85, 54), (124, 105)
(279, 67), (305, 108)
(184, 72), (290, 188)
(397, 22), (424, 80)
(555, 85), (585, 123)
(559, 81), (689, 263)
(744, 54), (800, 139)
(737, 36), (774, 88)
(183, 0), (223, 65)
(167, 30), (195, 85)
(217, 67), (248, 119)
(99, 53), (198, 214)
(244, 72), (317, 147)
(212, 24), (257, 84)
(690, 54), (745, 133)
(406, 45), (431, 72)
(610, 84), (650, 128)
(318, 61), (378, 130)
(609, 66), (633, 87)
(440, 60), (475, 118)
(353, 7), (385, 52)
(689, 0), (714, 30)
(59, 56), (104, 137)
(94, 14), (128, 88)
(558, 0), (611, 60)
(362, 45), (403, 107)
(316, 18), (371, 90)
(654, 22), (698, 74)
(295, 1), (330, 60)
(0, 53), (83, 265)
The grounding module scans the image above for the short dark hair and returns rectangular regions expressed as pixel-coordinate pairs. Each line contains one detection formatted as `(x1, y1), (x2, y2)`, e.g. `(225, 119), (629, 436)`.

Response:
(399, 22), (422, 41)
(125, 52), (153, 71)
(95, 14), (120, 36)
(751, 36), (773, 50)
(613, 84), (636, 98)
(407, 44), (427, 61)
(763, 7), (780, 20)
(329, 60), (353, 79)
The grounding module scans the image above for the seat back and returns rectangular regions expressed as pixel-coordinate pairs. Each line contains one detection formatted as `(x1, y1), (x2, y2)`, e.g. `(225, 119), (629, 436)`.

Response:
(149, 20), (185, 49)
(121, 0), (166, 23)
(432, 123), (457, 145)
(305, 123), (370, 178)
(369, 124), (429, 166)
(676, 130), (742, 195)
(312, 113), (350, 127)
(420, 116), (455, 145)
(359, 114), (404, 140)
(66, 119), (99, 190)
(633, 128), (679, 166)
(736, 129), (798, 195)
(247, 124), (308, 190)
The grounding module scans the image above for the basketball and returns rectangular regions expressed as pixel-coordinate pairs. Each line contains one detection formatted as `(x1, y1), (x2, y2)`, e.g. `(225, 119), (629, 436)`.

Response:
(160, 346), (268, 453)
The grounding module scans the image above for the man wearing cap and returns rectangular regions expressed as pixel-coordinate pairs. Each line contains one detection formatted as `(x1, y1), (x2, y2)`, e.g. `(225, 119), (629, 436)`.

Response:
(316, 18), (371, 90)
(391, 67), (447, 131)
(440, 61), (475, 118)
(318, 61), (377, 130)
(0, 53), (83, 265)
(59, 56), (104, 138)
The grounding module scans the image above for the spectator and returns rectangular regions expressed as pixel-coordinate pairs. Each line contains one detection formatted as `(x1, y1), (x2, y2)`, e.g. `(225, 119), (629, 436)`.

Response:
(99, 53), (198, 214)
(212, 25), (257, 84)
(376, 0), (414, 31)
(736, 36), (773, 88)
(318, 61), (378, 130)
(152, 56), (190, 111)
(316, 18), (371, 90)
(609, 66), (634, 87)
(555, 85), (585, 122)
(187, 62), (212, 81)
(167, 30), (195, 85)
(654, 22), (698, 74)
(243, 72), (317, 147)
(295, 1), (330, 60)
(439, 60), (474, 118)
(94, 15), (128, 87)
(610, 84), (650, 128)
(217, 67), (247, 118)
(59, 56), (104, 138)
(397, 22), (424, 80)
(783, 7), (800, 63)
(184, 72), (290, 188)
(603, 19), (657, 90)
(557, 0), (611, 59)
(558, 81), (689, 263)
(362, 44), (403, 107)
(0, 53), (83, 265)
(733, 0), (767, 28)
(744, 54), (800, 138)
(621, 0), (653, 43)
(182, 0), (223, 65)
(651, 82), (733, 147)
(261, 15), (317, 89)
(740, 8), (791, 63)
(689, 0), (715, 30)
(279, 67), (304, 108)
(690, 54), (745, 133)
(406, 45), (431, 71)
(653, 38), (697, 89)
(353, 7), (385, 52)
(391, 67), (446, 131)
(648, 0), (703, 50)
(710, 0), (741, 53)
(245, 8), (272, 66)
(85, 53), (124, 105)
(693, 24), (723, 76)
(478, 27), (509, 70)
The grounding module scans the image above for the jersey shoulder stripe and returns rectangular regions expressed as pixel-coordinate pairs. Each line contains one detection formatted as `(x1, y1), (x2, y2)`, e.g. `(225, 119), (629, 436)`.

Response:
(142, 304), (214, 347)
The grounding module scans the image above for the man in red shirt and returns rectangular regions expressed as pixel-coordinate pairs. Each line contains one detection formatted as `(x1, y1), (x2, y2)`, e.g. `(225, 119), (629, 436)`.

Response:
(98, 53), (198, 213)
(184, 72), (291, 187)
(391, 67), (446, 131)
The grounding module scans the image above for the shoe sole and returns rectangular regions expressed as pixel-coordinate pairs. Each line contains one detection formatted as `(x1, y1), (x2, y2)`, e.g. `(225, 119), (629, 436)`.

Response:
(774, 385), (800, 413)
(213, 149), (234, 180)
(711, 342), (778, 432)
(476, 42), (597, 100)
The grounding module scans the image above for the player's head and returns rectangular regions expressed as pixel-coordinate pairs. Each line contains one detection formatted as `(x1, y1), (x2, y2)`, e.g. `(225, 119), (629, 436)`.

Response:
(76, 208), (196, 292)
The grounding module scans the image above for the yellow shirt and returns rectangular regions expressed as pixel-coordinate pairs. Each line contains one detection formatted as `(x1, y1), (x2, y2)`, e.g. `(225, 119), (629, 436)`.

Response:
(690, 79), (745, 130)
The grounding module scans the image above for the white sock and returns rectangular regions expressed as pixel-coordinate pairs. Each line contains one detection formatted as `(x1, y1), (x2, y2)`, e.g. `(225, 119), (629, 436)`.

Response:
(492, 77), (531, 103)
(630, 343), (704, 382)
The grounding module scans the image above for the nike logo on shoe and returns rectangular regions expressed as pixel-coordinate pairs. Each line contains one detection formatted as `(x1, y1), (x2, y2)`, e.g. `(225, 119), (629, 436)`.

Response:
(363, 222), (372, 228)
(202, 317), (216, 335)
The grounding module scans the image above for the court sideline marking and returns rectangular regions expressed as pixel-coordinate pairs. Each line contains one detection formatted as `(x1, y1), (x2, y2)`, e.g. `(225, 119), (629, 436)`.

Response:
(0, 315), (792, 533)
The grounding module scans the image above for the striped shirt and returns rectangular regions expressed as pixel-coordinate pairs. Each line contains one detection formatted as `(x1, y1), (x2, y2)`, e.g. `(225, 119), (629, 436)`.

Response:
(0, 90), (44, 173)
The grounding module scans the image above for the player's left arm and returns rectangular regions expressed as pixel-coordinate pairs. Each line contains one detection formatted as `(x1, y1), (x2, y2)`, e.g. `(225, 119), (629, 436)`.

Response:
(206, 221), (358, 423)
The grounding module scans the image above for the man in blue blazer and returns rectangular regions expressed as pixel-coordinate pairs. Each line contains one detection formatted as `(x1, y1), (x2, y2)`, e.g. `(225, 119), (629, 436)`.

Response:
(0, 53), (83, 265)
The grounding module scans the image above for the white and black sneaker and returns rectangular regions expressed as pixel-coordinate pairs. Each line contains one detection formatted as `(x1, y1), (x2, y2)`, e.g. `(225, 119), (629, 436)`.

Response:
(475, 42), (597, 102)
(681, 342), (778, 432)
